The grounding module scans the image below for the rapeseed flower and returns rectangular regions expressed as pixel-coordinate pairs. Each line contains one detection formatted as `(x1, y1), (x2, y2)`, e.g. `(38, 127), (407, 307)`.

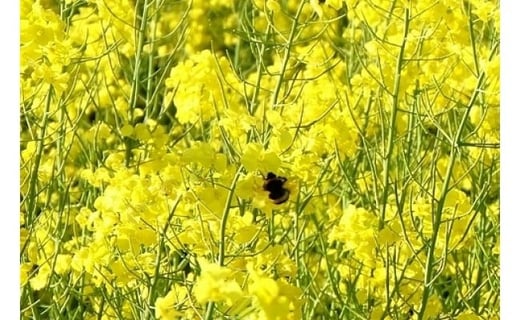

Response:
(20, 0), (499, 318)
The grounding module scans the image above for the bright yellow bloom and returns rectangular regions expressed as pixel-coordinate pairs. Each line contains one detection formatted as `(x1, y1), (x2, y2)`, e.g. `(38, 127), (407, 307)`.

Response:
(155, 285), (187, 319)
(193, 260), (243, 306)
(248, 263), (303, 320)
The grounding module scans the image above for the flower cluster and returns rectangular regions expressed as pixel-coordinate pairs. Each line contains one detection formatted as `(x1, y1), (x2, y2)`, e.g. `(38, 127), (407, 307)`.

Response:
(21, 0), (499, 319)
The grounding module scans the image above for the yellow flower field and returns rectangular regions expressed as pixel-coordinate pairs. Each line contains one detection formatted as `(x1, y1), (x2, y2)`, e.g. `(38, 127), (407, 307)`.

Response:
(20, 0), (499, 319)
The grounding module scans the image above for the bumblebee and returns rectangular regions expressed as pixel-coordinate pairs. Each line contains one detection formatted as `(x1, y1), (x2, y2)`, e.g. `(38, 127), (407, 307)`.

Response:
(263, 172), (290, 204)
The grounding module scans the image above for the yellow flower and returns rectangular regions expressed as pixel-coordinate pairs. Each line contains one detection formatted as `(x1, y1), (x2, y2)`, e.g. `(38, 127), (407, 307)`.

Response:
(241, 143), (282, 173)
(54, 254), (72, 275)
(164, 50), (241, 125)
(193, 260), (243, 306)
(20, 263), (34, 287)
(155, 285), (186, 319)
(422, 295), (443, 319)
(248, 264), (303, 320)
(228, 210), (262, 244)
(471, 0), (497, 23)
(29, 264), (51, 290)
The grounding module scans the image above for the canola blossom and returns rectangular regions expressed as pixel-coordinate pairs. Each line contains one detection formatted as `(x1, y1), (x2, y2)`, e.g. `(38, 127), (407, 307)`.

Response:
(21, 0), (499, 319)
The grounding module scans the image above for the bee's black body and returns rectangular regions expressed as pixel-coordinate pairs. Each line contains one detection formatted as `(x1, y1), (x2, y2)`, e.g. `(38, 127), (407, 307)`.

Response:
(263, 172), (290, 204)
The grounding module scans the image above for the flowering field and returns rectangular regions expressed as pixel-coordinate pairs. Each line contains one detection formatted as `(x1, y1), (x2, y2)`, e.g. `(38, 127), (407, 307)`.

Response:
(20, 0), (499, 319)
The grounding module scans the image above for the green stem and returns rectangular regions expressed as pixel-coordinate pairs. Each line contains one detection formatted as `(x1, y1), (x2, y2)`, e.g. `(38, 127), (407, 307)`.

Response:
(204, 166), (244, 320)
(379, 6), (410, 228)
(270, 1), (306, 108)
(25, 86), (53, 226)
(416, 71), (486, 318)
(130, 0), (150, 114)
